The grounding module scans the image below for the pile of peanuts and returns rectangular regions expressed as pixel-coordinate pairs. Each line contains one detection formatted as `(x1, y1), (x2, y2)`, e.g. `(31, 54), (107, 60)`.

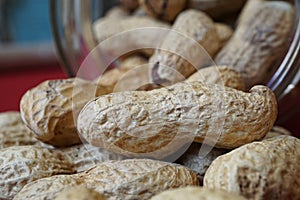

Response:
(1, 0), (299, 199)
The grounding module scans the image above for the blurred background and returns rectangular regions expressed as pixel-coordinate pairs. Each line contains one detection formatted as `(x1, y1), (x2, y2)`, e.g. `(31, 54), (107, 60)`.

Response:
(0, 0), (299, 135)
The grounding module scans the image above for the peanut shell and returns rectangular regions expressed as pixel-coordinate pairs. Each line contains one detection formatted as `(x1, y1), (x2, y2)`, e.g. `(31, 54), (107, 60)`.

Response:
(204, 135), (300, 200)
(151, 186), (247, 200)
(149, 9), (220, 84)
(120, 0), (139, 11)
(14, 159), (199, 200)
(215, 23), (233, 47)
(20, 78), (112, 147)
(215, 1), (294, 88)
(105, 6), (130, 19)
(78, 81), (277, 160)
(139, 0), (187, 22)
(263, 125), (291, 140)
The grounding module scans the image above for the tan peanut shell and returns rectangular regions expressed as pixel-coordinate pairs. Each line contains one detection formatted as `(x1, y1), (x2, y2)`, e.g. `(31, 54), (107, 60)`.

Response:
(215, 1), (294, 88)
(55, 186), (106, 200)
(93, 16), (171, 57)
(176, 143), (228, 185)
(151, 186), (247, 200)
(139, 0), (187, 22)
(187, 0), (247, 18)
(78, 81), (277, 159)
(204, 135), (300, 200)
(0, 146), (75, 199)
(20, 78), (112, 147)
(215, 23), (233, 47)
(186, 66), (245, 91)
(14, 159), (199, 200)
(149, 9), (220, 84)
(120, 0), (139, 11)
(263, 125), (291, 140)
(0, 144), (124, 199)
(0, 111), (43, 148)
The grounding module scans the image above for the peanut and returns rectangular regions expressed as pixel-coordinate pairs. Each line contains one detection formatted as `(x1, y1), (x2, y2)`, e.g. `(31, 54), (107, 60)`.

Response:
(149, 9), (220, 84)
(215, 23), (233, 47)
(139, 0), (187, 22)
(186, 66), (245, 91)
(151, 186), (247, 200)
(120, 0), (139, 11)
(93, 16), (171, 57)
(20, 78), (112, 147)
(204, 135), (300, 200)
(14, 159), (199, 200)
(0, 111), (44, 148)
(0, 144), (124, 199)
(187, 0), (247, 19)
(55, 186), (106, 200)
(215, 1), (294, 88)
(78, 81), (277, 160)
(176, 143), (228, 185)
(0, 146), (75, 199)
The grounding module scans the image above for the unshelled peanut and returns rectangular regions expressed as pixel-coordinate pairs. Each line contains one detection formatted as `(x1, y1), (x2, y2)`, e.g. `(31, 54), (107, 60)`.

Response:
(139, 0), (187, 22)
(78, 81), (277, 160)
(0, 111), (44, 148)
(186, 66), (245, 91)
(20, 78), (112, 147)
(151, 186), (247, 200)
(14, 159), (199, 200)
(204, 135), (300, 200)
(215, 23), (233, 47)
(215, 1), (294, 88)
(120, 0), (139, 11)
(149, 9), (220, 84)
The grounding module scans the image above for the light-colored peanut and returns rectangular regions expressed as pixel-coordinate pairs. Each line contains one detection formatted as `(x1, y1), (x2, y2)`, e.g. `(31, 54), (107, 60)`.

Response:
(78, 81), (277, 160)
(186, 66), (245, 91)
(0, 111), (45, 148)
(187, 0), (247, 19)
(139, 0), (187, 22)
(20, 78), (112, 147)
(215, 23), (233, 47)
(176, 143), (228, 185)
(14, 159), (199, 200)
(0, 146), (75, 199)
(55, 186), (106, 200)
(120, 0), (139, 11)
(93, 16), (171, 57)
(215, 1), (294, 88)
(149, 9), (220, 84)
(204, 135), (300, 200)
(151, 186), (247, 200)
(0, 144), (124, 199)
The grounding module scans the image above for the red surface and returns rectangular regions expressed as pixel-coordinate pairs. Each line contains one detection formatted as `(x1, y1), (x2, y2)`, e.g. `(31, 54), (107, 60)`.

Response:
(0, 64), (67, 112)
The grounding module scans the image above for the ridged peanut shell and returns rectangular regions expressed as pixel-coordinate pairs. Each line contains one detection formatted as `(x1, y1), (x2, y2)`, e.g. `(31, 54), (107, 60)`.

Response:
(151, 186), (247, 200)
(215, 23), (233, 47)
(78, 81), (277, 160)
(149, 9), (220, 84)
(20, 78), (112, 147)
(204, 135), (300, 200)
(0, 146), (75, 199)
(14, 159), (199, 200)
(215, 1), (294, 88)
(0, 112), (43, 148)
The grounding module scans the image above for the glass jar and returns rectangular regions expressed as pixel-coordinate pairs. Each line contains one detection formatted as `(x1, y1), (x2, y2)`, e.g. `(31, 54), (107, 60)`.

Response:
(50, 0), (300, 141)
